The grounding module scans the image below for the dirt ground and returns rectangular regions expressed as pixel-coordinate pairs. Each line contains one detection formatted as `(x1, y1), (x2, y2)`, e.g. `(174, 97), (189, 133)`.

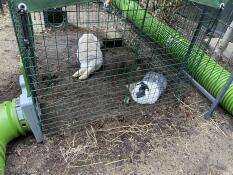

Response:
(1, 4), (233, 175)
(0, 5), (20, 102)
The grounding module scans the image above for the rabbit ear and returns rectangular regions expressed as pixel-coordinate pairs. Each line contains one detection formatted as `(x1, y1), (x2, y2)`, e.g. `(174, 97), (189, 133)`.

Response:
(135, 82), (149, 98)
(139, 82), (149, 91)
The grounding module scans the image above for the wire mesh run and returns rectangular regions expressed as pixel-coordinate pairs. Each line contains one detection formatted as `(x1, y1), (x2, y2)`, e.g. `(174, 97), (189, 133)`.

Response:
(9, 0), (216, 135)
(206, 3), (233, 72)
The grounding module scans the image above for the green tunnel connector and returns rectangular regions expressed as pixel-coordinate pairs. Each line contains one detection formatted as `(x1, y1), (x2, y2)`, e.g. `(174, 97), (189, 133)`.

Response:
(0, 74), (43, 174)
(0, 99), (30, 174)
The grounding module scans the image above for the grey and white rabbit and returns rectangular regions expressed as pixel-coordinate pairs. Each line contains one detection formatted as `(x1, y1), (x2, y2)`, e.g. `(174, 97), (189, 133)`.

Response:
(128, 72), (167, 104)
(73, 33), (103, 80)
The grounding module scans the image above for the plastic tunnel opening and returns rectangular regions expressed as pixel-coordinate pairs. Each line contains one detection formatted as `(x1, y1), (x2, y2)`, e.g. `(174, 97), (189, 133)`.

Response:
(45, 8), (66, 27)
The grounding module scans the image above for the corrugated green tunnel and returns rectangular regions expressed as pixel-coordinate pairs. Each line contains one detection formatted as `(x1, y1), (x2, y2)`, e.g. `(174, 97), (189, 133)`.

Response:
(0, 100), (30, 174)
(112, 0), (233, 115)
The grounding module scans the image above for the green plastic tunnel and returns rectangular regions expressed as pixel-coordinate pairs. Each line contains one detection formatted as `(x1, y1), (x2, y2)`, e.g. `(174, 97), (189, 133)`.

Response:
(0, 99), (30, 174)
(112, 0), (233, 115)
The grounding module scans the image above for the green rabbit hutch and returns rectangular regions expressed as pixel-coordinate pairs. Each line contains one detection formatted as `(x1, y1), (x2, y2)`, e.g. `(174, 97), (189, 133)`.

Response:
(1, 0), (233, 173)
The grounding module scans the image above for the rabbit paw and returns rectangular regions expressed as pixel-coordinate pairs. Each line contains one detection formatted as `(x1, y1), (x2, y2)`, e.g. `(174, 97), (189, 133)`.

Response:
(72, 72), (79, 78)
(79, 74), (89, 80)
(73, 69), (85, 78)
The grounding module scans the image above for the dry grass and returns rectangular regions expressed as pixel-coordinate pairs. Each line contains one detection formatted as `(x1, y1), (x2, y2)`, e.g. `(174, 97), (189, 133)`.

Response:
(55, 93), (204, 174)
(56, 96), (229, 174)
(59, 122), (156, 174)
(140, 0), (182, 22)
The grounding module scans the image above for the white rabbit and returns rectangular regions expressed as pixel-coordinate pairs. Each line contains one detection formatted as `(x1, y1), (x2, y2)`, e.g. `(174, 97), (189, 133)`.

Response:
(73, 33), (103, 80)
(129, 72), (167, 104)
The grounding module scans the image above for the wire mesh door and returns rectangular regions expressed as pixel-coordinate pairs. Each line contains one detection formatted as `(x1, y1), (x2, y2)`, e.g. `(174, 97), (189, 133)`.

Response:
(9, 0), (216, 135)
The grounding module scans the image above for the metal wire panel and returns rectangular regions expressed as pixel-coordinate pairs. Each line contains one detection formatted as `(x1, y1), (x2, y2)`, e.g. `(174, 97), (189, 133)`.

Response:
(9, 0), (215, 135)
(207, 4), (233, 72)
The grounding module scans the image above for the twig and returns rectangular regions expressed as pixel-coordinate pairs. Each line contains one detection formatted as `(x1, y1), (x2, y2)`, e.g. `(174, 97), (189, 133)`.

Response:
(104, 159), (127, 166)
(210, 119), (227, 137)
(60, 146), (68, 163)
(91, 126), (98, 146)
(174, 95), (195, 112)
(69, 159), (127, 169)
(72, 134), (77, 147)
(108, 131), (128, 143)
(69, 161), (104, 168)
(96, 123), (154, 132)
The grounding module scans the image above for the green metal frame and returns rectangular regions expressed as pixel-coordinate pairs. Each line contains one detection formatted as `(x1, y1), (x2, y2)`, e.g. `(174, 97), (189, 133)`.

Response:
(11, 0), (231, 12)
(190, 0), (229, 9)
(9, 0), (41, 118)
(13, 0), (93, 12)
(9, 0), (35, 97)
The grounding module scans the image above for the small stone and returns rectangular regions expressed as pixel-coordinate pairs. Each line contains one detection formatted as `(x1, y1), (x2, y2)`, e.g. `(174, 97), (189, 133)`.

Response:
(16, 148), (22, 156)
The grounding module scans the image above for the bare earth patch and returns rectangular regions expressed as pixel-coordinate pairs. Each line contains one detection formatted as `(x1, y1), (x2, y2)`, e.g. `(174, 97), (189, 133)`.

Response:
(0, 6), (20, 102)
(0, 5), (233, 175)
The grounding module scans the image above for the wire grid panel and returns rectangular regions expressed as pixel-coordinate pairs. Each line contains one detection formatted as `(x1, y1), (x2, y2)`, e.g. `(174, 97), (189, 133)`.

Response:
(207, 7), (233, 72)
(9, 0), (212, 135)
(186, 4), (233, 107)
